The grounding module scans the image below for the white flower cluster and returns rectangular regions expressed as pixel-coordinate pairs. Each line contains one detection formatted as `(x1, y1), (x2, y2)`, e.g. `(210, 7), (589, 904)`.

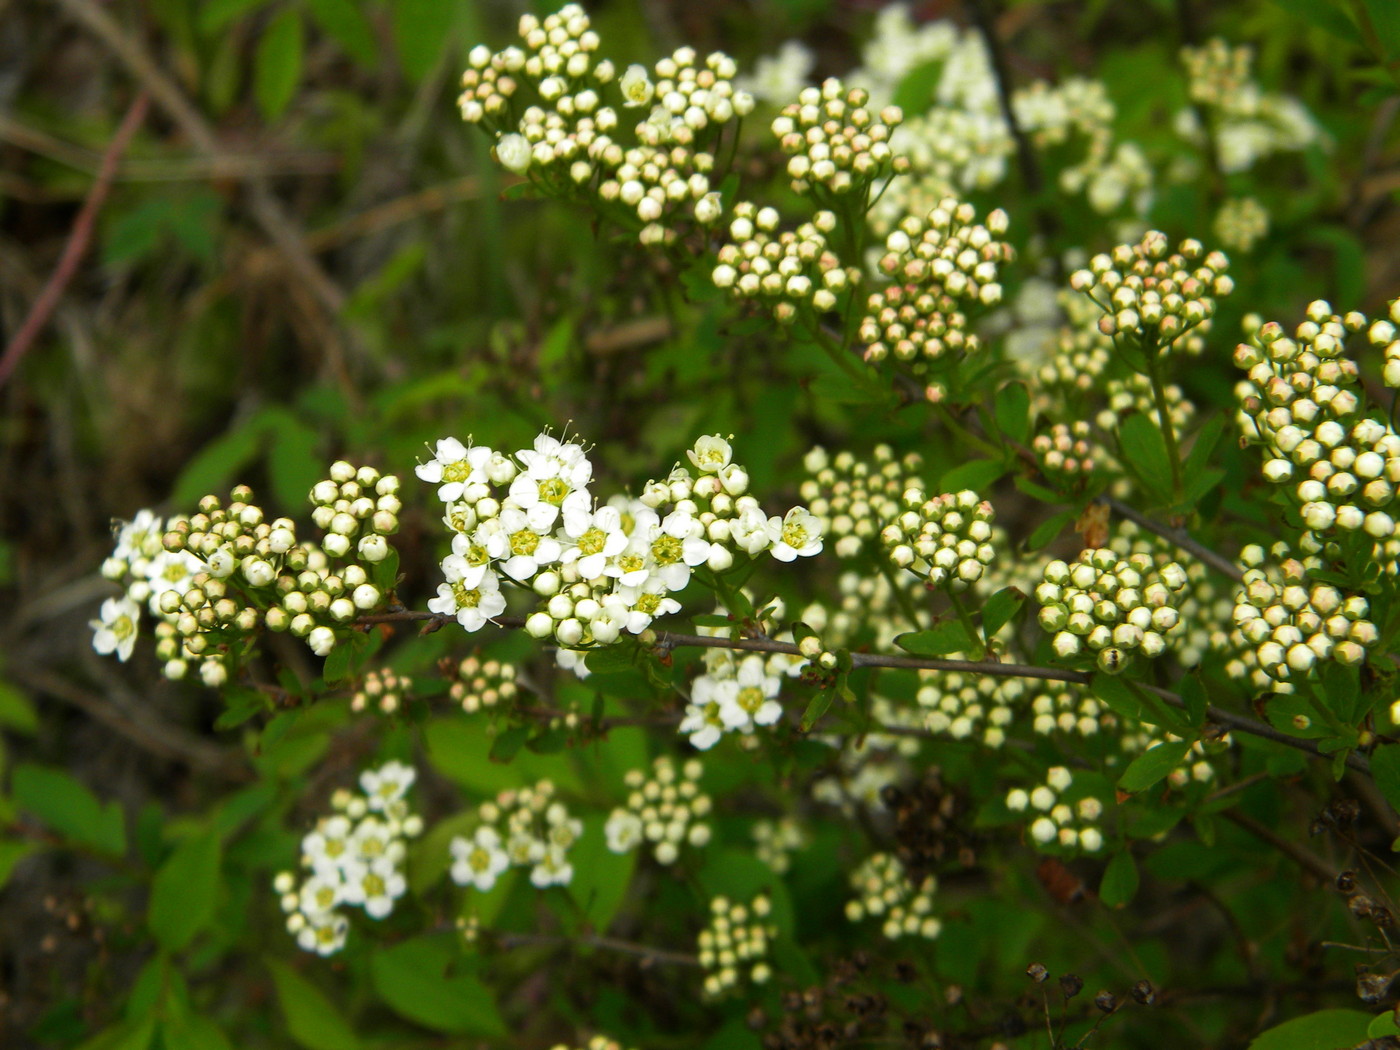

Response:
(1232, 544), (1374, 684)
(550, 1038), (634, 1050)
(844, 852), (940, 940)
(460, 7), (751, 245)
(916, 666), (1020, 746)
(1037, 548), (1189, 674)
(417, 432), (820, 648)
(680, 645), (790, 751)
(712, 203), (858, 322)
(1070, 231), (1232, 355)
(799, 444), (923, 560)
(860, 197), (1012, 366)
(881, 488), (996, 592)
(772, 79), (908, 197)
(1214, 196), (1270, 252)
(1005, 766), (1105, 853)
(450, 780), (581, 892)
(351, 667), (413, 715)
(852, 4), (963, 107)
(751, 817), (807, 875)
(307, 463), (401, 562)
(698, 894), (775, 996)
(604, 755), (712, 864)
(1096, 372), (1195, 435)
(1175, 38), (1324, 175)
(810, 702), (920, 815)
(736, 40), (814, 105)
(1235, 301), (1400, 542)
(1025, 679), (1108, 738)
(274, 762), (421, 956)
(449, 654), (519, 714)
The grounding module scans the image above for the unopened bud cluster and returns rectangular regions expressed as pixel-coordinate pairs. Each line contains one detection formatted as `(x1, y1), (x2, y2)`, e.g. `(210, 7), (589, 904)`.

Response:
(861, 198), (1012, 365)
(1096, 373), (1195, 435)
(752, 817), (808, 875)
(275, 762), (421, 956)
(1005, 766), (1105, 854)
(604, 756), (712, 864)
(1214, 197), (1270, 252)
(450, 780), (580, 891)
(917, 667), (1019, 746)
(1232, 545), (1374, 683)
(881, 488), (996, 592)
(1033, 422), (1101, 483)
(698, 894), (775, 996)
(1027, 680), (1108, 737)
(1070, 231), (1231, 356)
(799, 445), (923, 559)
(450, 655), (520, 714)
(1235, 301), (1400, 542)
(1037, 549), (1188, 674)
(351, 667), (413, 715)
(772, 79), (908, 196)
(844, 852), (941, 940)
(712, 203), (858, 321)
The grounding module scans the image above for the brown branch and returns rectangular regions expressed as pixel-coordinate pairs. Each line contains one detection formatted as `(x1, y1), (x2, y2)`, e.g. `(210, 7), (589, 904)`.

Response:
(1223, 809), (1340, 883)
(0, 92), (148, 389)
(1101, 496), (1244, 583)
(357, 609), (1371, 774)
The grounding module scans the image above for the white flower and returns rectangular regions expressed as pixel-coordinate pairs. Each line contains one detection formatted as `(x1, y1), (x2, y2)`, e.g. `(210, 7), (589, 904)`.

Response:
(497, 506), (563, 581)
(686, 435), (733, 474)
(769, 506), (823, 561)
(297, 912), (348, 956)
(427, 564), (507, 632)
(612, 579), (681, 633)
(645, 509), (712, 590)
(299, 872), (344, 916)
(561, 504), (628, 580)
(91, 596), (141, 662)
(303, 815), (355, 876)
(508, 435), (593, 531)
(342, 858), (407, 919)
(716, 654), (784, 730)
(605, 809), (644, 853)
(620, 64), (654, 107)
(450, 826), (510, 891)
(729, 504), (772, 554)
(111, 509), (164, 562)
(144, 549), (206, 611)
(529, 844), (574, 887)
(495, 133), (533, 174)
(416, 438), (494, 504)
(679, 697), (727, 750)
(360, 761), (417, 812)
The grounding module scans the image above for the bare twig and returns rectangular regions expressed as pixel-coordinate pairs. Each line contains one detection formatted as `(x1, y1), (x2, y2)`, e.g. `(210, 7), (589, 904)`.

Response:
(497, 930), (701, 967)
(0, 92), (148, 389)
(1100, 495), (1244, 583)
(1223, 810), (1340, 883)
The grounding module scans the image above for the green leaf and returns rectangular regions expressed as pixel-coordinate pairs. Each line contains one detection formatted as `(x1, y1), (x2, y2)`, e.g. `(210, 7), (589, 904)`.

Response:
(0, 679), (37, 734)
(1246, 1009), (1372, 1050)
(170, 408), (274, 507)
(13, 764), (126, 857)
(801, 687), (835, 731)
(1118, 740), (1193, 793)
(1090, 674), (1141, 722)
(938, 458), (1006, 492)
(1369, 1010), (1400, 1037)
(394, 0), (448, 81)
(255, 7), (304, 120)
(895, 621), (972, 657)
(198, 0), (270, 35)
(307, 0), (379, 66)
(73, 1018), (157, 1050)
(993, 381), (1031, 446)
(0, 839), (39, 891)
(1183, 414), (1226, 479)
(1179, 673), (1208, 727)
(1099, 850), (1139, 908)
(148, 830), (222, 952)
(489, 726), (529, 764)
(1362, 0), (1400, 58)
(159, 1014), (235, 1050)
(268, 958), (363, 1050)
(1026, 508), (1076, 550)
(267, 411), (321, 511)
(980, 587), (1025, 639)
(566, 813), (638, 932)
(1371, 745), (1400, 814)
(1319, 661), (1361, 724)
(370, 937), (506, 1036)
(1118, 413), (1174, 504)
(1266, 0), (1361, 42)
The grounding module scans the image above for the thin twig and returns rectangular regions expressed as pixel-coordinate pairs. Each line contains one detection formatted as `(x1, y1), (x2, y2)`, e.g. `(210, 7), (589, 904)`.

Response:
(356, 609), (1371, 774)
(1223, 809), (1340, 883)
(0, 92), (148, 389)
(1100, 495), (1243, 583)
(496, 930), (701, 967)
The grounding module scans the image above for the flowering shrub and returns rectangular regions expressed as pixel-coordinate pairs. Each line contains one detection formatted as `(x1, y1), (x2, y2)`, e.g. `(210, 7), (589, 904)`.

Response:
(7, 3), (1400, 1050)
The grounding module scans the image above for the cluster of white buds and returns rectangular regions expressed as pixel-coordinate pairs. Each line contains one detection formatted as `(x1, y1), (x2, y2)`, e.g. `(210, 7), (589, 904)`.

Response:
(1005, 766), (1105, 853)
(916, 667), (1019, 746)
(637, 48), (753, 146)
(810, 707), (920, 816)
(1033, 421), (1101, 483)
(861, 198), (1012, 366)
(550, 1038), (634, 1050)
(1037, 548), (1189, 674)
(799, 445), (924, 559)
(1375, 299), (1400, 389)
(1062, 141), (1153, 216)
(1096, 373), (1195, 435)
(604, 756), (712, 864)
(1027, 680), (1108, 737)
(307, 461), (400, 562)
(449, 654), (519, 714)
(418, 431), (820, 652)
(772, 79), (908, 196)
(881, 488), (996, 592)
(597, 143), (719, 241)
(844, 852), (940, 940)
(680, 643), (792, 751)
(698, 894), (775, 996)
(800, 568), (926, 654)
(1232, 544), (1374, 682)
(1175, 38), (1323, 175)
(751, 817), (807, 875)
(1014, 77), (1114, 153)
(879, 110), (1012, 209)
(274, 762), (421, 956)
(1214, 197), (1270, 252)
(712, 203), (858, 322)
(1070, 231), (1232, 356)
(1235, 302), (1400, 542)
(450, 779), (581, 891)
(1027, 317), (1112, 397)
(351, 667), (413, 715)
